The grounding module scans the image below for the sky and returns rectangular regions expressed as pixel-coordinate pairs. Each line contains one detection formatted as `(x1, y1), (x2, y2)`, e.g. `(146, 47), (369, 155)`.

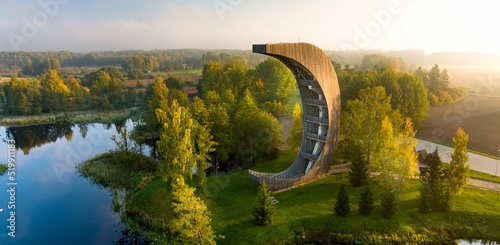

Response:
(1, 0), (500, 54)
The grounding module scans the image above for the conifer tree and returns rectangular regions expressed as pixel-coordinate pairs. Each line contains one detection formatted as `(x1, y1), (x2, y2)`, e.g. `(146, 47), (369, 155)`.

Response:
(358, 185), (374, 216)
(252, 182), (275, 226)
(418, 181), (431, 213)
(334, 184), (350, 217)
(381, 185), (397, 219)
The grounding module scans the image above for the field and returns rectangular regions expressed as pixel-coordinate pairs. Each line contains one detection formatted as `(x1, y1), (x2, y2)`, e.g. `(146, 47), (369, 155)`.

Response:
(416, 66), (500, 156)
(132, 150), (500, 244)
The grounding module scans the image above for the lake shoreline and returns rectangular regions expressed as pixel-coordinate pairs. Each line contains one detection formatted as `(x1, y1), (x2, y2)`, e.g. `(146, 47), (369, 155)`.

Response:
(0, 108), (140, 127)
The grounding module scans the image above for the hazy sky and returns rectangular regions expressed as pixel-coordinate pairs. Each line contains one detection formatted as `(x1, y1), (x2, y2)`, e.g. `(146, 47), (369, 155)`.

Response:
(1, 0), (500, 54)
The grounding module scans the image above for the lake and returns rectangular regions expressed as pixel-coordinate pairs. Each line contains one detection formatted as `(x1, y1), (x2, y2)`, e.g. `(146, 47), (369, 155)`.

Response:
(0, 119), (137, 245)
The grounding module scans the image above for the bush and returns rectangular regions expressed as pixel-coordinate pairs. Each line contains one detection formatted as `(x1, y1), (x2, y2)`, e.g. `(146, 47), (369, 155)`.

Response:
(334, 184), (350, 217)
(358, 185), (374, 216)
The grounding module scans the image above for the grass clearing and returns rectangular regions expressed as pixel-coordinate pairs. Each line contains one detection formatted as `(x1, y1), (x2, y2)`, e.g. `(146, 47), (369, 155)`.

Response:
(470, 169), (500, 184)
(0, 109), (133, 126)
(131, 150), (500, 244)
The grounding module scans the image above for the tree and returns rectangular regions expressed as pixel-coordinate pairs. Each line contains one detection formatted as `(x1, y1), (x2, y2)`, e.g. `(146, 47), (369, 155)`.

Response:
(165, 77), (183, 90)
(145, 76), (169, 140)
(396, 73), (429, 126)
(252, 58), (295, 105)
(421, 149), (451, 211)
(233, 93), (282, 164)
(344, 138), (369, 187)
(110, 127), (140, 203)
(189, 96), (209, 126)
(394, 118), (418, 200)
(192, 123), (216, 187)
(358, 185), (374, 216)
(286, 102), (303, 154)
(342, 87), (401, 172)
(170, 178), (217, 244)
(156, 100), (215, 186)
(207, 104), (233, 164)
(252, 182), (274, 226)
(157, 100), (195, 184)
(381, 185), (397, 219)
(39, 69), (71, 113)
(449, 127), (470, 195)
(418, 181), (431, 213)
(334, 184), (350, 217)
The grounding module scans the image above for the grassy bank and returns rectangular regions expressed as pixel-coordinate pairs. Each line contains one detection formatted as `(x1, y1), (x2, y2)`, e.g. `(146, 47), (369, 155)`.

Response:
(0, 108), (134, 127)
(131, 150), (500, 244)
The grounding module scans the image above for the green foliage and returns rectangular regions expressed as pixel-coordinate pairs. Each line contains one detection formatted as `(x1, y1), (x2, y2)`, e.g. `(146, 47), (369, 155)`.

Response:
(156, 100), (215, 186)
(252, 182), (275, 226)
(252, 58), (296, 105)
(206, 104), (232, 163)
(334, 184), (350, 217)
(344, 139), (369, 187)
(420, 149), (455, 212)
(170, 178), (217, 245)
(0, 163), (8, 176)
(77, 152), (159, 189)
(415, 65), (465, 106)
(2, 76), (42, 115)
(132, 150), (500, 244)
(381, 185), (397, 219)
(449, 128), (470, 195)
(342, 86), (401, 172)
(358, 185), (374, 216)
(165, 77), (183, 90)
(233, 93), (282, 164)
(286, 102), (302, 154)
(418, 181), (431, 213)
(144, 76), (169, 140)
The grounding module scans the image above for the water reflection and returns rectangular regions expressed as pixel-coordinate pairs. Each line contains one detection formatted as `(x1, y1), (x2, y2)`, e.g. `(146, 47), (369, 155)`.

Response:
(0, 119), (140, 245)
(3, 119), (129, 155)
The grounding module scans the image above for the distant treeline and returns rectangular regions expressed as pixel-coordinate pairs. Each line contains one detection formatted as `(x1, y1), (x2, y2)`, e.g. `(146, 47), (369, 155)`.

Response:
(1, 49), (499, 75)
(0, 50), (267, 74)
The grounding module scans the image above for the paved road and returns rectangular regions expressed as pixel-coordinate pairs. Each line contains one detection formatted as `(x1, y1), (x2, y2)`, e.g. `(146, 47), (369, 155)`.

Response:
(416, 139), (500, 176)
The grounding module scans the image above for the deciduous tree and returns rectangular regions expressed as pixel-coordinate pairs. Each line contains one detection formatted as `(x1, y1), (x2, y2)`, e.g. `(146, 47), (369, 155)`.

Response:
(449, 127), (470, 195)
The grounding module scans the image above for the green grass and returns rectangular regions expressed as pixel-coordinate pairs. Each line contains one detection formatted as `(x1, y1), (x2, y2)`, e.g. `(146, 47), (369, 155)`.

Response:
(132, 150), (500, 244)
(0, 109), (133, 126)
(151, 68), (202, 76)
(470, 169), (500, 184)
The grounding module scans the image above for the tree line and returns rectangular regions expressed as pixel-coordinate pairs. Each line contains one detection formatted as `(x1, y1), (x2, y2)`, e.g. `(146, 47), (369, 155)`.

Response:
(0, 50), (267, 74)
(1, 67), (140, 115)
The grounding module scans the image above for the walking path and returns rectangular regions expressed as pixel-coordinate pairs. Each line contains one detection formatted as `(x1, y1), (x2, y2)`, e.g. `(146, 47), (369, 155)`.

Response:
(415, 139), (500, 176)
(329, 164), (500, 192)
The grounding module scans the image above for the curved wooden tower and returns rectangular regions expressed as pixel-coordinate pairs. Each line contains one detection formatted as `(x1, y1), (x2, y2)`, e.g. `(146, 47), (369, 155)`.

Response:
(248, 42), (341, 191)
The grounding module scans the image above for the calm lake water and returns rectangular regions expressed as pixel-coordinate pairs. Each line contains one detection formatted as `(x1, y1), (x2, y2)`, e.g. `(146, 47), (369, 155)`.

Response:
(0, 119), (136, 245)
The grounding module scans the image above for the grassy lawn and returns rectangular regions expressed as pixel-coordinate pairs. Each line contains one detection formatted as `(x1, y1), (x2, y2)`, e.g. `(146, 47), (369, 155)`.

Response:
(133, 150), (500, 244)
(470, 169), (500, 184)
(151, 68), (203, 76)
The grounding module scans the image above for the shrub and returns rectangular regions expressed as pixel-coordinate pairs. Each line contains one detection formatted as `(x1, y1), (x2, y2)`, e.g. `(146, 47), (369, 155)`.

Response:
(358, 185), (374, 216)
(381, 186), (397, 219)
(334, 184), (350, 217)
